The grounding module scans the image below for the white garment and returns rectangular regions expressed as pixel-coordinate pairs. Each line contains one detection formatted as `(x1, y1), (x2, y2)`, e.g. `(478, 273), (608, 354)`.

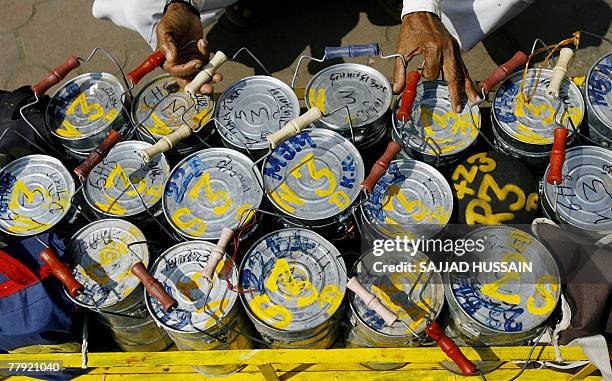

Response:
(92, 0), (533, 51)
(402, 0), (535, 50)
(92, 0), (236, 49)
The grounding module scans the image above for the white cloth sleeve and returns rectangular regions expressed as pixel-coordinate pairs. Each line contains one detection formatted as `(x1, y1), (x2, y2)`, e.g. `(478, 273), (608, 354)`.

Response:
(401, 0), (442, 19)
(92, 0), (235, 49)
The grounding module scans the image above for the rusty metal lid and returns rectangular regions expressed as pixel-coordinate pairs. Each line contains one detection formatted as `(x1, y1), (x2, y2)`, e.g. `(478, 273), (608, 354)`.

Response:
(0, 155), (75, 236)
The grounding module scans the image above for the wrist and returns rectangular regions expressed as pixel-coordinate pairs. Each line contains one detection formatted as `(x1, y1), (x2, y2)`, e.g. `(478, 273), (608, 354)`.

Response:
(401, 0), (441, 19)
(164, 0), (200, 17)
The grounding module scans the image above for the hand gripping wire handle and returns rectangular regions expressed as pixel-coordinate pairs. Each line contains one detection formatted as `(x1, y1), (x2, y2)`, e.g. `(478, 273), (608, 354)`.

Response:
(138, 51), (229, 164)
(546, 48), (574, 185)
(479, 51), (529, 94)
(131, 261), (178, 313)
(360, 141), (402, 194)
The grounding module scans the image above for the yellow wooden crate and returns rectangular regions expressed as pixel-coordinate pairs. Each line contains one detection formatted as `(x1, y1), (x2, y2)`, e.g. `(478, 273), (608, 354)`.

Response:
(1, 345), (609, 380)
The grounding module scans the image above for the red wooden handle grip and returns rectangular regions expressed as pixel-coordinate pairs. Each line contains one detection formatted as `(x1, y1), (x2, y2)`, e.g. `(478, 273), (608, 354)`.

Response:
(74, 129), (122, 180)
(479, 51), (529, 94)
(128, 50), (165, 85)
(425, 321), (478, 376)
(425, 321), (477, 376)
(396, 71), (421, 121)
(131, 261), (177, 313)
(547, 127), (568, 185)
(361, 141), (402, 193)
(31, 56), (80, 96)
(39, 248), (84, 298)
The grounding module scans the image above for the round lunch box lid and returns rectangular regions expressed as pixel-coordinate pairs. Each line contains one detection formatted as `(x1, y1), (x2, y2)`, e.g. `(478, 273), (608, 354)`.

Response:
(84, 140), (170, 217)
(262, 128), (365, 222)
(542, 145), (612, 232)
(215, 75), (300, 151)
(68, 219), (149, 309)
(47, 72), (125, 140)
(305, 63), (392, 129)
(585, 52), (612, 130)
(447, 226), (561, 333)
(351, 249), (444, 338)
(240, 228), (347, 332)
(393, 81), (480, 157)
(492, 68), (584, 146)
(146, 240), (238, 333)
(132, 74), (215, 139)
(0, 154), (75, 236)
(361, 158), (452, 239)
(163, 148), (263, 240)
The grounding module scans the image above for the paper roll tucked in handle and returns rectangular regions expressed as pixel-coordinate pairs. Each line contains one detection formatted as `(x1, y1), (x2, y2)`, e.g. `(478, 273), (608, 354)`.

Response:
(546, 48), (574, 99)
(185, 51), (228, 95)
(140, 124), (192, 164)
(347, 276), (398, 326)
(39, 248), (84, 298)
(267, 107), (323, 149)
(361, 141), (402, 194)
(131, 261), (178, 312)
(202, 227), (234, 281)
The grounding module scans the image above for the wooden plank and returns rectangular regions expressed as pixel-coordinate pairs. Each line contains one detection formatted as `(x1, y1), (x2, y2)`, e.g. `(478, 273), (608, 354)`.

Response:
(0, 346), (600, 369)
(570, 363), (598, 380)
(83, 361), (529, 374)
(4, 369), (605, 381)
(257, 364), (279, 381)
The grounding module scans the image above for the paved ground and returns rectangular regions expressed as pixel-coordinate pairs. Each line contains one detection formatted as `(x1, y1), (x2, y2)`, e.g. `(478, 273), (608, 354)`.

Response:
(0, 0), (610, 98)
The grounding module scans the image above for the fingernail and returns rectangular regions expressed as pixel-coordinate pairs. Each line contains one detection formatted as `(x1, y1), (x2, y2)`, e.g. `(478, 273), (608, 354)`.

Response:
(455, 105), (461, 113)
(195, 63), (202, 70)
(165, 52), (172, 61)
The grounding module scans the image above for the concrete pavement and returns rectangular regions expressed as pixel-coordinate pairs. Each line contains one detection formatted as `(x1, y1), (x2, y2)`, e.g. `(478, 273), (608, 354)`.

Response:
(0, 0), (610, 98)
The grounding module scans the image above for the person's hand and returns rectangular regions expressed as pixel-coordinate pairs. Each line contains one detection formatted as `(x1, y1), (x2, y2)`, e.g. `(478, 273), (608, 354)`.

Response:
(155, 2), (222, 94)
(393, 12), (479, 112)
